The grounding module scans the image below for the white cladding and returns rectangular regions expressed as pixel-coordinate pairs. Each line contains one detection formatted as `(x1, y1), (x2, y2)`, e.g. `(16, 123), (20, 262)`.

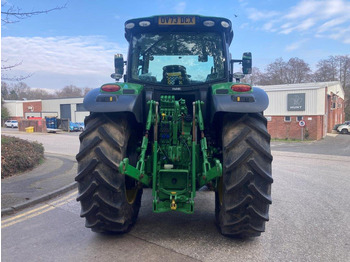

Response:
(3, 100), (24, 117)
(42, 97), (88, 122)
(257, 81), (343, 116)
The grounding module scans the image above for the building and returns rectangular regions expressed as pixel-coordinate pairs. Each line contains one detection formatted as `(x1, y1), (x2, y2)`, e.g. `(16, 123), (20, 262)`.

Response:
(4, 97), (89, 123)
(41, 97), (88, 122)
(259, 81), (345, 140)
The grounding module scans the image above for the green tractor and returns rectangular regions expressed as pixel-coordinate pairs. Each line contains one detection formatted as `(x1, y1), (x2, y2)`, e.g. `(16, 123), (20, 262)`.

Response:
(76, 15), (273, 238)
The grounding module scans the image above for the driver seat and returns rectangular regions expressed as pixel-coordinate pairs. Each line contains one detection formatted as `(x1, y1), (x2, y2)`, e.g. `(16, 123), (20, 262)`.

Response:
(161, 65), (189, 85)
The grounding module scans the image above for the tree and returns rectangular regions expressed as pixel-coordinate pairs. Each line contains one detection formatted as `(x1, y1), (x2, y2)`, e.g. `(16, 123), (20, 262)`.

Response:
(1, 103), (10, 125)
(262, 57), (311, 85)
(1, 2), (66, 24)
(83, 87), (93, 96)
(1, 85), (10, 123)
(1, 81), (9, 98)
(285, 57), (312, 84)
(243, 67), (265, 86)
(337, 55), (350, 89)
(1, 81), (55, 100)
(314, 55), (350, 119)
(2, 81), (87, 100)
(264, 58), (287, 85)
(1, 61), (33, 82)
(27, 89), (55, 100)
(313, 56), (338, 82)
(55, 85), (83, 98)
(314, 55), (350, 87)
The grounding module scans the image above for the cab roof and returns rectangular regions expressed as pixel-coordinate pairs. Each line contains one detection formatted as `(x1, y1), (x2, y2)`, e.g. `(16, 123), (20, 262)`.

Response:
(124, 15), (234, 45)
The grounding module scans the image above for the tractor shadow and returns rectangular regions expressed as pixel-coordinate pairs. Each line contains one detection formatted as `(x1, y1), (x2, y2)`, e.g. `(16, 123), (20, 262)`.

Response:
(131, 189), (256, 243)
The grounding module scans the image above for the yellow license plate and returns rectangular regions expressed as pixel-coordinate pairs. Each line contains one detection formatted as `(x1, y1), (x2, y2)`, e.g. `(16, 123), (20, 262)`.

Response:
(158, 16), (195, 25)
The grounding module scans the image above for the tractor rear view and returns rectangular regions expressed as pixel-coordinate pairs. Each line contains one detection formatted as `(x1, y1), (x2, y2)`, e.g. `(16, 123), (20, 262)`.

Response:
(76, 15), (273, 238)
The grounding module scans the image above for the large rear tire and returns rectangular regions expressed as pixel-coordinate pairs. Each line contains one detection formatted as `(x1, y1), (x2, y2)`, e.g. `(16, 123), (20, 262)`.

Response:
(75, 113), (142, 233)
(216, 113), (273, 238)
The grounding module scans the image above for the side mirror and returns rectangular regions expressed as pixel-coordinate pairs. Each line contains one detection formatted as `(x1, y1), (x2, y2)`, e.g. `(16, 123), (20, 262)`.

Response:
(242, 52), (252, 74)
(111, 54), (124, 81)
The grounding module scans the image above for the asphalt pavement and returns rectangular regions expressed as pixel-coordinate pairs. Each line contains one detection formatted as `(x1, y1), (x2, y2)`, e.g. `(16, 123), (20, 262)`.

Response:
(1, 129), (350, 261)
(2, 150), (350, 262)
(1, 128), (79, 215)
(271, 132), (350, 156)
(1, 153), (77, 215)
(1, 129), (349, 216)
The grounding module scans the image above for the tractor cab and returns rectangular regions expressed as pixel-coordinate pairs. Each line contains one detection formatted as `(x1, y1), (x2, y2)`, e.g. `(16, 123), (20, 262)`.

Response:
(112, 15), (250, 86)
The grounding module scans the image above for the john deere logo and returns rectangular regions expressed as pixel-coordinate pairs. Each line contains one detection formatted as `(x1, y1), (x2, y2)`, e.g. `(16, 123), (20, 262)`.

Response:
(287, 93), (305, 111)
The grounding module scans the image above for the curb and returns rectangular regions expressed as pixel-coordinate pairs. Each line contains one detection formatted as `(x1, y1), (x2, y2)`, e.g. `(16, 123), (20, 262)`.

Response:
(1, 182), (77, 216)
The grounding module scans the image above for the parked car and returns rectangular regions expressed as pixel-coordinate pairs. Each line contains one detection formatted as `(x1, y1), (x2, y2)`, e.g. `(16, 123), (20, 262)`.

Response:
(4, 120), (18, 128)
(337, 121), (350, 134)
(75, 122), (85, 132)
(333, 121), (350, 131)
(69, 121), (79, 132)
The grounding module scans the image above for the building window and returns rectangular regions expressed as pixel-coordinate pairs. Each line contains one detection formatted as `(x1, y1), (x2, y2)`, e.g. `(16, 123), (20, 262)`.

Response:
(284, 116), (291, 122)
(296, 116), (303, 121)
(265, 116), (272, 121)
(76, 103), (86, 112)
(331, 95), (337, 109)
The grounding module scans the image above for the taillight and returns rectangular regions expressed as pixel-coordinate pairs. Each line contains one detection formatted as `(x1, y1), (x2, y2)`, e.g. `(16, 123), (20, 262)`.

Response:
(101, 84), (121, 92)
(231, 84), (252, 92)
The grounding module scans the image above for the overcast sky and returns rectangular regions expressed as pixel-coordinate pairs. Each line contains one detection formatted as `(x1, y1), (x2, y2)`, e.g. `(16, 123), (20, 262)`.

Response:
(2, 0), (350, 90)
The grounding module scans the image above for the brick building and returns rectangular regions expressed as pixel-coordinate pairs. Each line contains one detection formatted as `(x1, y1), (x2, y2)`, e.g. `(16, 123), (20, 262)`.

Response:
(259, 81), (345, 140)
(22, 100), (42, 118)
(3, 97), (89, 123)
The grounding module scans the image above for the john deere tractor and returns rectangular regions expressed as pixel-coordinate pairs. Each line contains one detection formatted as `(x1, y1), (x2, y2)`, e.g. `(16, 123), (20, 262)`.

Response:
(76, 15), (273, 238)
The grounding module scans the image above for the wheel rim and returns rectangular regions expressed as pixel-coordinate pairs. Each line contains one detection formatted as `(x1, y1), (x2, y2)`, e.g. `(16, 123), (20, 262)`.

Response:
(125, 181), (138, 204)
(125, 135), (140, 204)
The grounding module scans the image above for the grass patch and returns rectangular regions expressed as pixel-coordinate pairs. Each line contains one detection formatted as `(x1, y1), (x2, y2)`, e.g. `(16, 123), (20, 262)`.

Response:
(1, 135), (44, 179)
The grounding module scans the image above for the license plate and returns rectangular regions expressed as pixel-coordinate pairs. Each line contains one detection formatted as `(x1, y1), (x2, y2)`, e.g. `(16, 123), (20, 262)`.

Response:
(158, 16), (195, 25)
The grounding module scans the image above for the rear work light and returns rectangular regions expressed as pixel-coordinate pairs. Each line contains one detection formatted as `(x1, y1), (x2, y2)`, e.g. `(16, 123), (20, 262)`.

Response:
(125, 23), (135, 29)
(101, 84), (121, 92)
(221, 21), (230, 28)
(231, 84), (252, 92)
(203, 20), (215, 27)
(139, 21), (151, 27)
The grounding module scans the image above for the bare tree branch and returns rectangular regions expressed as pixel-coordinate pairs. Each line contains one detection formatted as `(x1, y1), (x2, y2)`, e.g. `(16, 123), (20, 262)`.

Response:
(1, 60), (23, 70)
(1, 59), (33, 81)
(1, 3), (67, 24)
(1, 2), (67, 81)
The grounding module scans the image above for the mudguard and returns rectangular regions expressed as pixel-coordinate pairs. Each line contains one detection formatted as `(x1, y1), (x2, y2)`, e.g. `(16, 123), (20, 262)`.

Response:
(83, 88), (143, 123)
(211, 87), (269, 122)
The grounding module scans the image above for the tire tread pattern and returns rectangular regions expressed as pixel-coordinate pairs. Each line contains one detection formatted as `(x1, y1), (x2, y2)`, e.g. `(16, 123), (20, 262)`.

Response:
(75, 113), (142, 233)
(217, 113), (273, 238)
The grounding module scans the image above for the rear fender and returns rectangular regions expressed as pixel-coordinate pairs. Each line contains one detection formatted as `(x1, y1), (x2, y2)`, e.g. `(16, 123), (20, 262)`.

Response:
(83, 88), (143, 123)
(211, 87), (269, 122)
